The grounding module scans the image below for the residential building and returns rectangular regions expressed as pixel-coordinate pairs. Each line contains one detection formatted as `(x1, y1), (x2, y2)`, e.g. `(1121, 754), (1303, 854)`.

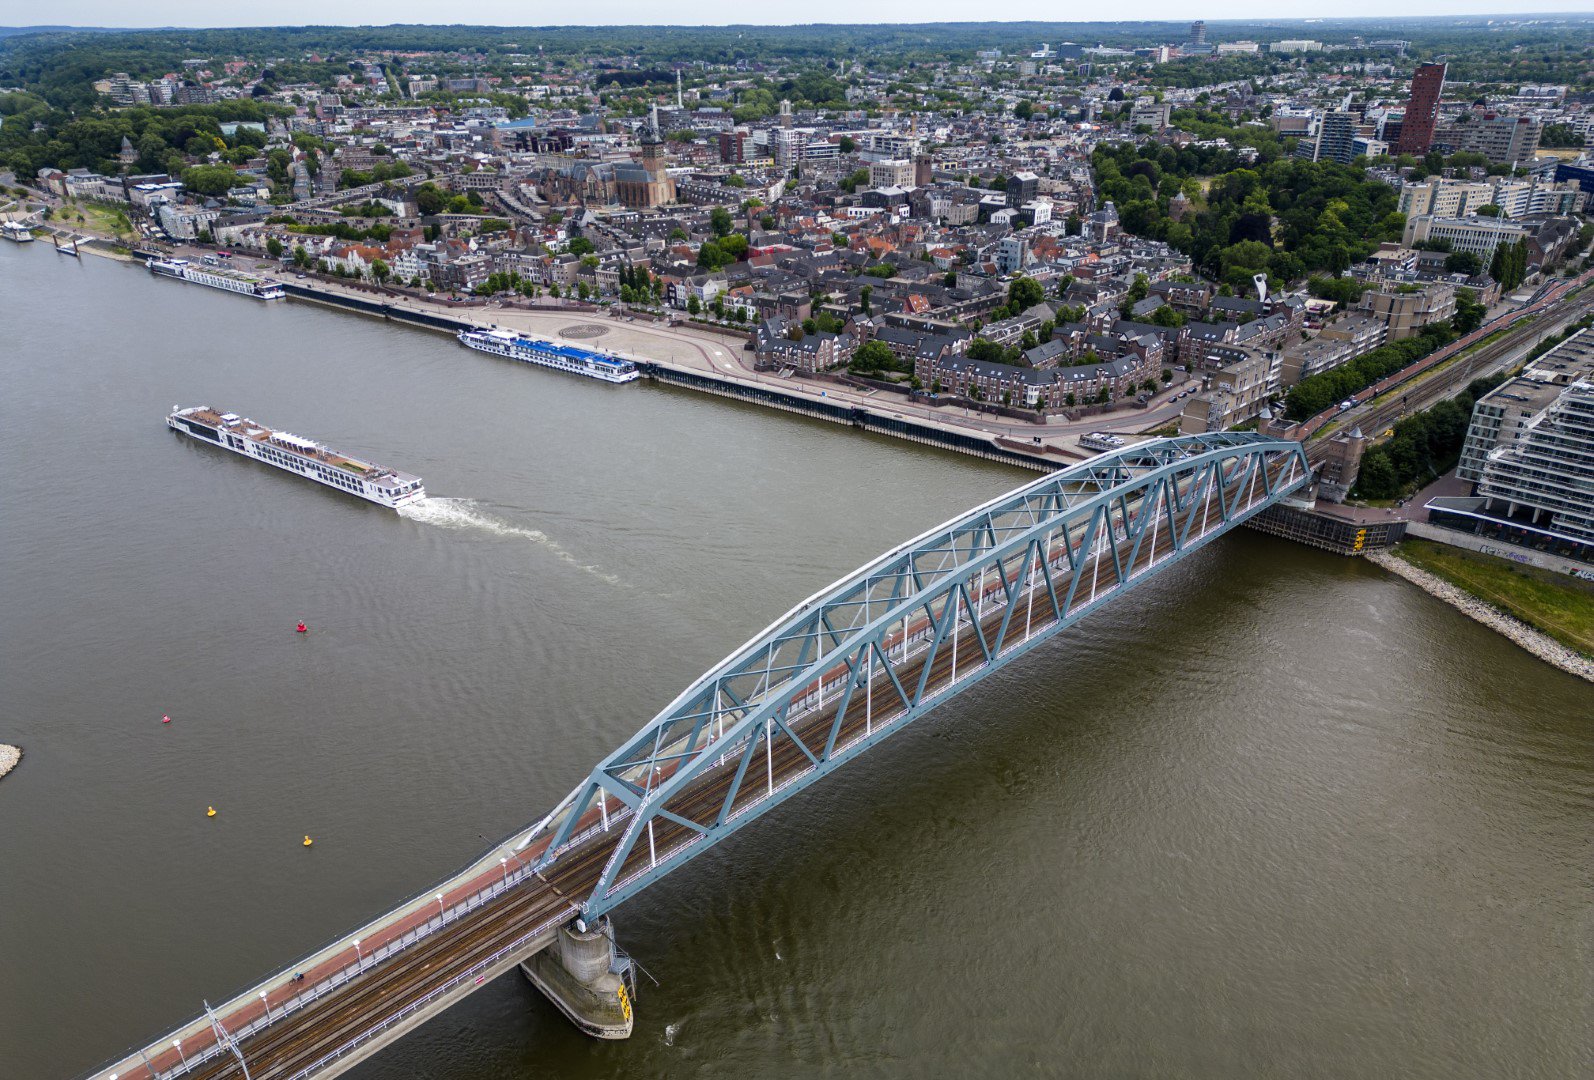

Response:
(1433, 115), (1540, 166)
(1179, 346), (1278, 433)
(1129, 99), (1172, 131)
(1395, 62), (1447, 156)
(1458, 330), (1594, 480)
(869, 159), (915, 189)
(1359, 282), (1456, 340)
(1300, 111), (1358, 165)
(1439, 333), (1594, 560)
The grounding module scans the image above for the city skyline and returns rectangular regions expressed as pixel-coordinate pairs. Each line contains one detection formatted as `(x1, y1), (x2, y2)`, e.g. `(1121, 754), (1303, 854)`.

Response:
(10, 2), (1594, 31)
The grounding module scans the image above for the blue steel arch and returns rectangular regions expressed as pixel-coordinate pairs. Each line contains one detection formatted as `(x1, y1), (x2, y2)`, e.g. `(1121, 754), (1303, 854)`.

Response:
(521, 434), (1310, 916)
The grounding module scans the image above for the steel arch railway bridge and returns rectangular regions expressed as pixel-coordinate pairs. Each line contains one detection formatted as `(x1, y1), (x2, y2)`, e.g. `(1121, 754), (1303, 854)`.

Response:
(85, 433), (1310, 1080)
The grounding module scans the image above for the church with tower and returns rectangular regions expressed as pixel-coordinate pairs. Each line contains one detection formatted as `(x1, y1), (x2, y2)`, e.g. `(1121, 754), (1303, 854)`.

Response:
(614, 105), (676, 211)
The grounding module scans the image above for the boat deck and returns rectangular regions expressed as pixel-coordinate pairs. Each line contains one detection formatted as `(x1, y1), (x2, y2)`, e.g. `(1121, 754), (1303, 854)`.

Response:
(180, 408), (413, 486)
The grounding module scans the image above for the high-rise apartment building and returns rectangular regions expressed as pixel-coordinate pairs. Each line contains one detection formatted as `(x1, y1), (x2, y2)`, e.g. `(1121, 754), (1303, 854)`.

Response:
(1395, 62), (1446, 156)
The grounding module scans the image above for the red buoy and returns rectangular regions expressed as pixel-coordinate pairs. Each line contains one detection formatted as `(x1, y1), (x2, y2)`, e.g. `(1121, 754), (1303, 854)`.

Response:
(296, 622), (308, 634)
(162, 714), (172, 724)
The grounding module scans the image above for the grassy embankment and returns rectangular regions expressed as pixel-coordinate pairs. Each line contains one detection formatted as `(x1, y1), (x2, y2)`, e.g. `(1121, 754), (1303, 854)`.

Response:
(56, 199), (136, 241)
(1395, 538), (1594, 657)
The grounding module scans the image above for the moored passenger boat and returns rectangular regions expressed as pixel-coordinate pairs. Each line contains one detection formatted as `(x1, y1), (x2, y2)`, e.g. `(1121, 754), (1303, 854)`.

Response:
(456, 327), (640, 383)
(147, 257), (285, 300)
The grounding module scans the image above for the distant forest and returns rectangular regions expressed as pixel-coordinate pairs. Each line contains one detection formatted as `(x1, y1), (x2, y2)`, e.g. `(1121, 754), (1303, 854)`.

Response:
(1, 17), (1591, 113)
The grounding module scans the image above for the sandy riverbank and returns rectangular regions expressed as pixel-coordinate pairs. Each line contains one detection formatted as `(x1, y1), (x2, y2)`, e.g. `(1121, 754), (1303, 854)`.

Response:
(1366, 549), (1594, 683)
(0, 744), (20, 782)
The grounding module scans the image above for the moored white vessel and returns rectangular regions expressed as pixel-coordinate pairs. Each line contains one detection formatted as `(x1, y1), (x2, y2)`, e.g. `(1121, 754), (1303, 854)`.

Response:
(1, 221), (34, 243)
(167, 406), (425, 509)
(456, 327), (641, 383)
(147, 257), (284, 300)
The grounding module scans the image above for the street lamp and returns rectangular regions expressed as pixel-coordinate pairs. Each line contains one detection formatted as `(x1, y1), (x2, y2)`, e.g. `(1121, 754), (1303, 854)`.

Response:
(173, 1040), (187, 1069)
(436, 893), (446, 922)
(499, 856), (509, 888)
(260, 991), (271, 1021)
(352, 938), (363, 967)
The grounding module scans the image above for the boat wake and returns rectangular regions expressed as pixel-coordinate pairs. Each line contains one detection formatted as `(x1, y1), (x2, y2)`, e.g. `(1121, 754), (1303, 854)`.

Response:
(399, 497), (625, 586)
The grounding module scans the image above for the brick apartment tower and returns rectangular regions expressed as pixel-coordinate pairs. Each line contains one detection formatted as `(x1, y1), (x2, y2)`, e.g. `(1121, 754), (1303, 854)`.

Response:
(1395, 62), (1446, 156)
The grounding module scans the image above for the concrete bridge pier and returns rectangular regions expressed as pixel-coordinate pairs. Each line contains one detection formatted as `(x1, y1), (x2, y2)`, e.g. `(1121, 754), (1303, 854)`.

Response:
(520, 918), (635, 1039)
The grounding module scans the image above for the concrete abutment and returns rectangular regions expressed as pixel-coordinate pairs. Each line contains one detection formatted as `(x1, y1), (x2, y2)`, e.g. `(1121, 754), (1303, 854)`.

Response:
(520, 919), (635, 1039)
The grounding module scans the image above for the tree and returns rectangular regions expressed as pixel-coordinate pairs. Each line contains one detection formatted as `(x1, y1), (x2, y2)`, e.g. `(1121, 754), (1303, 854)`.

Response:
(370, 259), (390, 284)
(710, 206), (733, 237)
(414, 183), (446, 216)
(1014, 100), (1034, 121)
(1444, 251), (1482, 276)
(266, 237), (283, 258)
(852, 340), (897, 372)
(292, 244), (310, 268)
(1474, 204), (1502, 218)
(1452, 288), (1486, 334)
(1006, 275), (1044, 312)
(687, 295), (701, 315)
(180, 164), (239, 197)
(860, 283), (872, 315)
(838, 136), (856, 154)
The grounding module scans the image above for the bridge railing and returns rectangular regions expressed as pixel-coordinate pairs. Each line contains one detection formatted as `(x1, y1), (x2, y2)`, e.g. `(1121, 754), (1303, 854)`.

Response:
(277, 901), (577, 1080)
(86, 842), (556, 1080)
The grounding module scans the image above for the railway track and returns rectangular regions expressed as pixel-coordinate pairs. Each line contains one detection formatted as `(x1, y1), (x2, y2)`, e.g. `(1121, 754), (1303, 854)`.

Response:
(1308, 288), (1594, 464)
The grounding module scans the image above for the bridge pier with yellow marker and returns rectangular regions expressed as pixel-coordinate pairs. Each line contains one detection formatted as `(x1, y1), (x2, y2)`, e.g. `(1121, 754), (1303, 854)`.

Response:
(520, 919), (635, 1039)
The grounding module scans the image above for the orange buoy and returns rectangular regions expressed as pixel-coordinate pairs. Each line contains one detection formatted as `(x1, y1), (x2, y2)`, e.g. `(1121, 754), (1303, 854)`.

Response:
(296, 621), (308, 634)
(303, 835), (314, 847)
(162, 714), (172, 724)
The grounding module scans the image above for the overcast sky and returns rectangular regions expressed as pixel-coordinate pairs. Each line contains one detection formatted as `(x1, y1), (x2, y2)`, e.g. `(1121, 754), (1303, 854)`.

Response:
(13, 1), (1594, 30)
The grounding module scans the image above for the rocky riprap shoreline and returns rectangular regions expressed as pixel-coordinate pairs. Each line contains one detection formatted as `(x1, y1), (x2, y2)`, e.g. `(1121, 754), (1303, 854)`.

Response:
(1367, 550), (1594, 684)
(0, 744), (20, 782)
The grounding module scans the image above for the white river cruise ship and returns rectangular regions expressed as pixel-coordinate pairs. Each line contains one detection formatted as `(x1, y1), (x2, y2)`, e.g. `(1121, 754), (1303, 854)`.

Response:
(457, 327), (641, 383)
(167, 406), (425, 509)
(147, 257), (285, 300)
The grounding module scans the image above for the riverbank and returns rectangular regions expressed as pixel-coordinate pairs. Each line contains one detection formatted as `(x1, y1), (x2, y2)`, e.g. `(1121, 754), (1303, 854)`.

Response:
(1366, 547), (1594, 683)
(0, 744), (20, 782)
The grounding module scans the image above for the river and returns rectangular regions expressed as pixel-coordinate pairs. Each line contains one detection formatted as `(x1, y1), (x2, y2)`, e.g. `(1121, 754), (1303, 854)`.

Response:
(1, 245), (1589, 1080)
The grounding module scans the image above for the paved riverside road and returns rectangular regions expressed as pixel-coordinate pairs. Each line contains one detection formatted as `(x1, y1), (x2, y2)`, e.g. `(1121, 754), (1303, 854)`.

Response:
(89, 462), (1255, 1080)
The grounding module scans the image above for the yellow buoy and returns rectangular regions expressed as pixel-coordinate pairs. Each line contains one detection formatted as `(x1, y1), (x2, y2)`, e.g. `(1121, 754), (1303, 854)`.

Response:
(303, 835), (313, 847)
(207, 806), (217, 817)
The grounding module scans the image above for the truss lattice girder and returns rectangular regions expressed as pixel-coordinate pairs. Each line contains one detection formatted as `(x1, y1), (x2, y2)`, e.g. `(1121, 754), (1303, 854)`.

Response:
(520, 435), (1309, 915)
